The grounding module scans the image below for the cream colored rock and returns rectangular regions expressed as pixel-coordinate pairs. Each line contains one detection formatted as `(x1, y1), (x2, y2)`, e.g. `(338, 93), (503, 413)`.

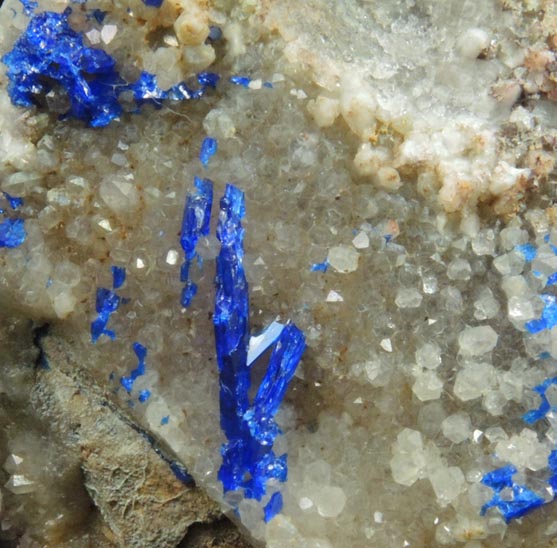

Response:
(307, 96), (340, 127)
(174, 2), (209, 46)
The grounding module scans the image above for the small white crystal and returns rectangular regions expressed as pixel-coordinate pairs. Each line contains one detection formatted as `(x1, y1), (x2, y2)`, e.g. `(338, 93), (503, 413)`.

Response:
(352, 231), (370, 249)
(473, 288), (500, 320)
(5, 474), (36, 495)
(101, 24), (117, 45)
(390, 428), (427, 486)
(327, 245), (359, 273)
(493, 252), (525, 276)
(429, 466), (465, 507)
(3, 455), (23, 474)
(374, 511), (383, 523)
(248, 79), (263, 90)
(98, 219), (112, 232)
(453, 362), (495, 401)
(376, 167), (402, 191)
(100, 177), (139, 214)
(422, 274), (439, 294)
(307, 96), (340, 127)
(489, 161), (530, 195)
(472, 229), (497, 256)
(85, 29), (101, 44)
(495, 429), (551, 471)
(395, 287), (423, 308)
(441, 413), (472, 443)
(299, 496), (313, 510)
(416, 342), (442, 370)
(314, 486), (347, 518)
(380, 338), (392, 352)
(458, 326), (498, 356)
(165, 249), (179, 266)
(447, 258), (472, 281)
(457, 28), (490, 59)
(412, 371), (443, 401)
(326, 290), (344, 302)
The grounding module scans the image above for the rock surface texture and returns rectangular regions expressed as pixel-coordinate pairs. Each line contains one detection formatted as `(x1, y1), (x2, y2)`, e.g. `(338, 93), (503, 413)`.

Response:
(3, 0), (557, 547)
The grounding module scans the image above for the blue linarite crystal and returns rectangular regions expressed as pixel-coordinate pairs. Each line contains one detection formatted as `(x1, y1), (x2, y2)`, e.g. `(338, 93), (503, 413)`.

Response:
(120, 342), (147, 393)
(91, 287), (121, 343)
(143, 0), (164, 6)
(264, 492), (283, 523)
(214, 184), (306, 508)
(2, 192), (24, 210)
(179, 177), (213, 307)
(481, 465), (545, 522)
(0, 218), (26, 248)
(91, 266), (127, 342)
(200, 137), (218, 167)
(2, 9), (217, 127)
(111, 265), (126, 290)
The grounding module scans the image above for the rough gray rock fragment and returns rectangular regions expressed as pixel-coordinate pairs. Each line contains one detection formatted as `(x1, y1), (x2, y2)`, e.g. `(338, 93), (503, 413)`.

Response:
(31, 334), (224, 548)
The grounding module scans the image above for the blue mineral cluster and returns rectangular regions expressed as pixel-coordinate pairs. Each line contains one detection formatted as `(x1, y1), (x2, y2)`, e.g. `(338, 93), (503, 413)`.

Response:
(480, 465), (545, 522)
(0, 218), (26, 249)
(2, 9), (219, 127)
(525, 294), (557, 334)
(179, 176), (214, 307)
(90, 267), (126, 342)
(214, 184), (306, 507)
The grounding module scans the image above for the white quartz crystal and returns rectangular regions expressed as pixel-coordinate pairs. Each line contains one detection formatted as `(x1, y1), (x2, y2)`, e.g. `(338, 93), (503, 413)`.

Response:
(412, 371), (443, 402)
(327, 246), (360, 273)
(458, 326), (498, 356)
(429, 466), (465, 507)
(314, 486), (347, 518)
(395, 287), (423, 309)
(5, 475), (36, 495)
(442, 413), (472, 444)
(415, 342), (442, 370)
(454, 362), (495, 401)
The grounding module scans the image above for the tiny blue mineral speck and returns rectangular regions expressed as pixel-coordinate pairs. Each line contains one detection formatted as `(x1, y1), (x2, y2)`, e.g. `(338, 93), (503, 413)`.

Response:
(138, 389), (151, 402)
(310, 260), (329, 272)
(230, 75), (251, 88)
(208, 26), (222, 41)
